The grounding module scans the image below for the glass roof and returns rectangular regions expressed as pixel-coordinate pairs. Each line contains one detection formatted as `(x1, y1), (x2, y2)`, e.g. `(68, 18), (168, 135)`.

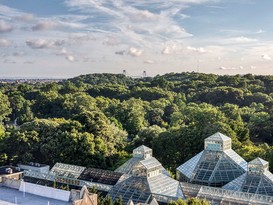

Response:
(224, 149), (247, 171)
(205, 132), (231, 142)
(115, 146), (164, 176)
(133, 145), (152, 153)
(140, 157), (162, 170)
(177, 151), (204, 179)
(177, 133), (247, 187)
(196, 185), (273, 205)
(250, 158), (269, 166)
(148, 173), (184, 199)
(50, 163), (85, 179)
(115, 157), (142, 174)
(224, 170), (273, 196)
(109, 173), (185, 205)
(113, 145), (185, 203)
(78, 168), (123, 185)
(264, 171), (273, 182)
(223, 173), (246, 191)
(177, 150), (246, 186)
(108, 176), (151, 204)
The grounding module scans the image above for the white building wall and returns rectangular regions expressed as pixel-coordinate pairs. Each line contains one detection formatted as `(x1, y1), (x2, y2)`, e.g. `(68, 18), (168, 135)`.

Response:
(19, 182), (70, 201)
(148, 170), (160, 178)
(18, 164), (50, 173)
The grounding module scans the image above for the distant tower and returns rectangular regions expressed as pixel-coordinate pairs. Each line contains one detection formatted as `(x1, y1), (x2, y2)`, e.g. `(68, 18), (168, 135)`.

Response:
(143, 71), (147, 78)
(123, 70), (127, 76)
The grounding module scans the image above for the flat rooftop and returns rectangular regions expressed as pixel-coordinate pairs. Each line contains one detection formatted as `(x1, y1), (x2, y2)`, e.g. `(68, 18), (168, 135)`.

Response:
(19, 162), (49, 168)
(0, 187), (71, 205)
(0, 166), (21, 175)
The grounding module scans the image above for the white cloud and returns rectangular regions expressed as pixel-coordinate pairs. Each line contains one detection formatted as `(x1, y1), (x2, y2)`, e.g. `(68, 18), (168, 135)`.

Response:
(16, 14), (35, 22)
(64, 0), (193, 47)
(187, 46), (208, 53)
(3, 59), (16, 64)
(161, 44), (178, 54)
(256, 29), (265, 34)
(0, 4), (24, 17)
(128, 47), (143, 57)
(225, 36), (258, 44)
(179, 13), (190, 19)
(56, 48), (68, 55)
(261, 54), (271, 60)
(60, 21), (87, 29)
(144, 60), (155, 64)
(121, 0), (216, 8)
(31, 16), (88, 32)
(0, 20), (13, 32)
(219, 66), (243, 70)
(66, 55), (76, 62)
(56, 48), (79, 63)
(68, 33), (96, 45)
(0, 39), (12, 47)
(32, 21), (59, 31)
(103, 36), (121, 46)
(3, 0), (269, 77)
(130, 10), (158, 21)
(13, 51), (25, 56)
(115, 47), (143, 57)
(23, 61), (34, 64)
(26, 39), (65, 49)
(162, 46), (172, 55)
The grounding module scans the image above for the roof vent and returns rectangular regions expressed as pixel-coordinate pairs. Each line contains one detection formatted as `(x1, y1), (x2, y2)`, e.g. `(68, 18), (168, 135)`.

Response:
(5, 168), (13, 174)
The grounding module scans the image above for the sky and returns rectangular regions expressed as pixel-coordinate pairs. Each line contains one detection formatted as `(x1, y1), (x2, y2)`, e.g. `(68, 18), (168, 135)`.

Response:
(0, 0), (273, 78)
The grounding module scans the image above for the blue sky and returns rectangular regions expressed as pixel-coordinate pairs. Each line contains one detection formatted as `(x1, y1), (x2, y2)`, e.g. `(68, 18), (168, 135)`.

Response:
(0, 0), (273, 78)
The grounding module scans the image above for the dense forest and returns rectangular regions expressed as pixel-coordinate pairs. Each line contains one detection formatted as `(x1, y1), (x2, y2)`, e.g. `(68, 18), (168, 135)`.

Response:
(1, 72), (273, 173)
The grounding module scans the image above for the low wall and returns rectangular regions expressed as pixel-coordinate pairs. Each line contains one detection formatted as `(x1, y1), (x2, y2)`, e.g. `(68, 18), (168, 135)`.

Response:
(0, 199), (17, 205)
(19, 182), (70, 201)
(1, 177), (21, 189)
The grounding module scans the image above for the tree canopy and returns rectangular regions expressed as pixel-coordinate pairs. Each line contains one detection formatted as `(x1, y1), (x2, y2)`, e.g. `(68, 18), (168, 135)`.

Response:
(1, 72), (273, 172)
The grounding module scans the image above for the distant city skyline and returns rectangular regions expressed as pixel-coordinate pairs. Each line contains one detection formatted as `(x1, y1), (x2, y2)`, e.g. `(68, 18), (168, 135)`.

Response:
(0, 0), (273, 78)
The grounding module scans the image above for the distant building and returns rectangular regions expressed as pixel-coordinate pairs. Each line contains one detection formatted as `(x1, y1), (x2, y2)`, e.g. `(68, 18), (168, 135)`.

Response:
(223, 157), (273, 196)
(0, 165), (23, 179)
(18, 162), (50, 173)
(0, 165), (23, 189)
(176, 132), (247, 187)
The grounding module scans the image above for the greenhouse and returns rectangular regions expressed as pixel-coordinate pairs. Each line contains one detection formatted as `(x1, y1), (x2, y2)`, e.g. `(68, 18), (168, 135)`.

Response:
(115, 145), (155, 175)
(112, 145), (184, 203)
(223, 157), (273, 196)
(176, 132), (247, 187)
(24, 162), (124, 191)
(108, 176), (151, 204)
